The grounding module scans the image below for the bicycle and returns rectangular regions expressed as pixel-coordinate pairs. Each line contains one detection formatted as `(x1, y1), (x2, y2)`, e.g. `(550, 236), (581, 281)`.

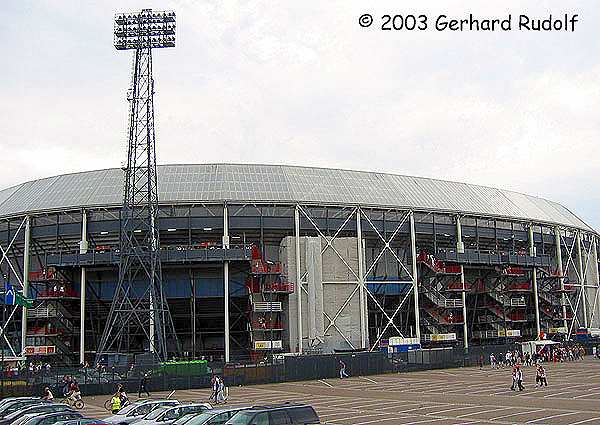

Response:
(63, 396), (85, 410)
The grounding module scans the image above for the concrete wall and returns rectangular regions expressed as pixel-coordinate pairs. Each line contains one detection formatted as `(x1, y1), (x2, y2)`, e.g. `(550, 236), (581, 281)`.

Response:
(281, 236), (365, 353)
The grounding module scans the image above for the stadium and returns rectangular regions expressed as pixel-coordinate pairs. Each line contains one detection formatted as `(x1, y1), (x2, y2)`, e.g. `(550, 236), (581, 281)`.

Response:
(0, 163), (598, 365)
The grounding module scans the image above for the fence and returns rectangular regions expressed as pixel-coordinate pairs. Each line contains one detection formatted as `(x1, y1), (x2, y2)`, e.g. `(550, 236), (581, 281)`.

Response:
(1, 342), (595, 398)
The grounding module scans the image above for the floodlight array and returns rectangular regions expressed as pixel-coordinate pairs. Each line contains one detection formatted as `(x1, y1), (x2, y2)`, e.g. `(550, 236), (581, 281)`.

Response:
(114, 9), (176, 50)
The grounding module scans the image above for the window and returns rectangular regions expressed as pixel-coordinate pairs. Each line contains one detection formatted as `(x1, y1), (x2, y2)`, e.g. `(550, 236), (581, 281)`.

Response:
(288, 407), (319, 424)
(269, 410), (291, 425)
(252, 413), (269, 425)
(206, 412), (227, 425)
(132, 406), (152, 416)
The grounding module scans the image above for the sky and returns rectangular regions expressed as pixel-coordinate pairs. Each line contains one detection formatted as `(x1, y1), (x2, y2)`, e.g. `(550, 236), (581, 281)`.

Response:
(0, 0), (599, 229)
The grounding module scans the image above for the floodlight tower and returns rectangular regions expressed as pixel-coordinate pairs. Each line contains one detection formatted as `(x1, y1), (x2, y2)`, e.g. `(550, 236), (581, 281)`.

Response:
(96, 9), (178, 363)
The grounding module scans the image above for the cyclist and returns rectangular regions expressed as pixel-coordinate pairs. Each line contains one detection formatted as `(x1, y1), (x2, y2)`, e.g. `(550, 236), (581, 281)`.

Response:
(118, 384), (130, 407)
(111, 391), (122, 414)
(67, 379), (82, 405)
(42, 386), (54, 401)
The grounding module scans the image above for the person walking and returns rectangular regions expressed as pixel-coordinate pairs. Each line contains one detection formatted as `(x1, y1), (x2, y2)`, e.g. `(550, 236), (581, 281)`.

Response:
(515, 365), (524, 391)
(111, 392), (122, 414)
(339, 360), (349, 379)
(138, 373), (150, 398)
(217, 376), (227, 404)
(510, 365), (517, 391)
(209, 375), (218, 403)
(536, 365), (548, 387)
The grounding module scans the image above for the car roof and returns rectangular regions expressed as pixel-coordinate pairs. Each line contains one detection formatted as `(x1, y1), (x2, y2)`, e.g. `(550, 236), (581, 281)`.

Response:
(6, 403), (53, 418)
(22, 411), (81, 425)
(246, 403), (308, 411)
(210, 407), (252, 414)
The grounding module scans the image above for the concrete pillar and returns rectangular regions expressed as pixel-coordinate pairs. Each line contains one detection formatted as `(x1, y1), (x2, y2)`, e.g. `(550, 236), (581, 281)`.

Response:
(79, 210), (88, 364)
(592, 238), (600, 327)
(529, 225), (541, 339)
(21, 216), (31, 356)
(555, 226), (568, 331)
(576, 232), (588, 328)
(409, 212), (421, 341)
(456, 217), (468, 349)
(294, 205), (303, 353)
(223, 204), (230, 362)
(356, 209), (367, 349)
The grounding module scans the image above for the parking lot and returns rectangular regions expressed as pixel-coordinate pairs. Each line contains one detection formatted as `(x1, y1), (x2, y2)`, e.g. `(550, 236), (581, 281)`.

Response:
(83, 357), (600, 424)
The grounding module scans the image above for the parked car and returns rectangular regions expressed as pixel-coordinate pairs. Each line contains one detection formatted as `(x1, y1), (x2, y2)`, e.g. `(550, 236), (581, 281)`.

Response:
(54, 420), (110, 425)
(104, 400), (180, 425)
(0, 399), (43, 418)
(175, 407), (251, 425)
(11, 411), (83, 425)
(0, 404), (76, 425)
(224, 404), (319, 425)
(134, 404), (211, 425)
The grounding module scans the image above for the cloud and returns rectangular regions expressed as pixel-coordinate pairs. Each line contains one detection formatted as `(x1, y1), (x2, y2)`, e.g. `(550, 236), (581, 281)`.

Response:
(0, 0), (599, 229)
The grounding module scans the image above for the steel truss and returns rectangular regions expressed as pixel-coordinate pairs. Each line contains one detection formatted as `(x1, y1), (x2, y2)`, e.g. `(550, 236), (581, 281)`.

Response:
(558, 229), (598, 338)
(0, 217), (27, 358)
(96, 28), (178, 361)
(294, 205), (417, 352)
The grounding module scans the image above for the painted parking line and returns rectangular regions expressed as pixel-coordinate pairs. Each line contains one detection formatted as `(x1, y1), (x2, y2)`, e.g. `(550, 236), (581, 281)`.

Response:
(353, 416), (410, 425)
(425, 405), (480, 416)
(455, 406), (512, 418)
(399, 417), (450, 425)
(326, 412), (391, 423)
(525, 411), (579, 423)
(488, 408), (547, 421)
(569, 416), (600, 425)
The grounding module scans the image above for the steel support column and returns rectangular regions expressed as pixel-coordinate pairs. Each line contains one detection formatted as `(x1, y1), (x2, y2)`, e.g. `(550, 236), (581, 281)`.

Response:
(190, 269), (196, 359)
(555, 226), (568, 330)
(79, 210), (88, 364)
(409, 212), (421, 341)
(529, 225), (541, 339)
(223, 204), (230, 362)
(294, 205), (303, 353)
(576, 232), (588, 328)
(20, 216), (31, 356)
(456, 217), (468, 349)
(356, 209), (367, 349)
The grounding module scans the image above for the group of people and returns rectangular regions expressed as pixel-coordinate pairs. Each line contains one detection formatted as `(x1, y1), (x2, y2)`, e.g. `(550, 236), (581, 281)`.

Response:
(209, 375), (228, 404)
(510, 363), (548, 391)
(489, 350), (533, 368)
(488, 344), (586, 370)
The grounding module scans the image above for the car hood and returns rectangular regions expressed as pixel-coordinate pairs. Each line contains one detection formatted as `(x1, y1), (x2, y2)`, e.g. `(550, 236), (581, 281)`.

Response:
(103, 416), (140, 425)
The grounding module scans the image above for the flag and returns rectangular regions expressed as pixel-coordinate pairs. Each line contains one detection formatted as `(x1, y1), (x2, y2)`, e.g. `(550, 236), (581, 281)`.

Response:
(15, 291), (33, 308)
(3, 282), (33, 308)
(4, 282), (15, 305)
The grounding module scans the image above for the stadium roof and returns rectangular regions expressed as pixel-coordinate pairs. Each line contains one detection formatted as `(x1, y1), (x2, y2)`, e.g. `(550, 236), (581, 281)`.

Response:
(0, 164), (593, 231)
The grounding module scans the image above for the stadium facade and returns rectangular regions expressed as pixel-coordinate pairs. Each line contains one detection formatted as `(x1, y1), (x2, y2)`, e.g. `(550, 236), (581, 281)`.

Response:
(0, 163), (598, 365)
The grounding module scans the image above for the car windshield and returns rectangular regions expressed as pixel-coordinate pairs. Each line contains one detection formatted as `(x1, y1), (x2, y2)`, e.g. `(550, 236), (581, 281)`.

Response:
(182, 413), (214, 425)
(115, 403), (143, 416)
(143, 408), (167, 420)
(12, 416), (33, 425)
(224, 412), (254, 425)
(2, 400), (39, 415)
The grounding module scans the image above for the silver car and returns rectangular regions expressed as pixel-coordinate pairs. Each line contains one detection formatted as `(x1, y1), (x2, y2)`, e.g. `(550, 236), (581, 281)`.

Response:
(134, 404), (211, 425)
(104, 401), (180, 425)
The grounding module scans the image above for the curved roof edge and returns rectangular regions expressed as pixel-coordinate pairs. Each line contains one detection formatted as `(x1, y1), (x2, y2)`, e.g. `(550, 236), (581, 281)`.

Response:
(0, 163), (595, 233)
